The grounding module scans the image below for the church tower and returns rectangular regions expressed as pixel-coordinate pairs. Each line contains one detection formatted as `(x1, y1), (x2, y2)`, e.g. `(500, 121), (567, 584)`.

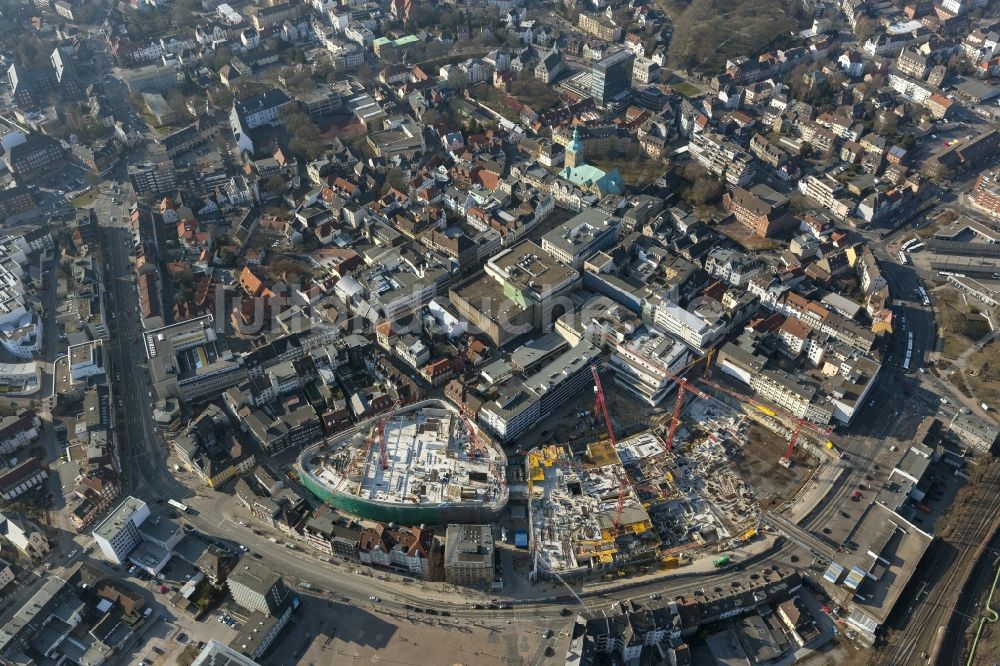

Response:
(565, 126), (584, 169)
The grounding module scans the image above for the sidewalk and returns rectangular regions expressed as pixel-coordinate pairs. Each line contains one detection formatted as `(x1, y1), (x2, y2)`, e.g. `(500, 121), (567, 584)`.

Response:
(782, 460), (847, 525)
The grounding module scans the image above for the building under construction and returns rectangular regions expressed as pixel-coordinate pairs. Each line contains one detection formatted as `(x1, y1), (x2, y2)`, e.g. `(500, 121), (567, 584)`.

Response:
(526, 438), (660, 581)
(298, 400), (508, 525)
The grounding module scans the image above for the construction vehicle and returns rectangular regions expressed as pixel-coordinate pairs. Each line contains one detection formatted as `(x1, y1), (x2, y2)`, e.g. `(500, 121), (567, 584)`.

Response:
(713, 555), (731, 568)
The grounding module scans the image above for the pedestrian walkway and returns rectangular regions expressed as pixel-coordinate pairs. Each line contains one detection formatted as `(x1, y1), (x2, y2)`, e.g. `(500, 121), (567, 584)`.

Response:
(783, 460), (847, 525)
(762, 512), (836, 561)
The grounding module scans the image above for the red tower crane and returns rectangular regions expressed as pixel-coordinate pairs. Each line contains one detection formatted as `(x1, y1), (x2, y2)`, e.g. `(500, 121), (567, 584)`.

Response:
(698, 378), (832, 466)
(591, 367), (629, 529)
(457, 404), (498, 479)
(591, 366), (616, 447)
(663, 376), (711, 452)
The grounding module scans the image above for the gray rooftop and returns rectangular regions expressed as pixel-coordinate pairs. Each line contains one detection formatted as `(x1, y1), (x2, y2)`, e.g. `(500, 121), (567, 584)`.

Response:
(227, 560), (281, 596)
(93, 496), (146, 541)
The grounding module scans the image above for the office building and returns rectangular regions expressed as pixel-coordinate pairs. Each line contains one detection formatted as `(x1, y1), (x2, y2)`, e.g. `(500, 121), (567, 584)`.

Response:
(479, 342), (602, 442)
(5, 135), (66, 183)
(591, 49), (634, 108)
(93, 496), (150, 565)
(609, 333), (691, 406)
(541, 209), (620, 269)
(227, 560), (291, 615)
(0, 187), (36, 218)
(145, 315), (247, 401)
(444, 524), (495, 590)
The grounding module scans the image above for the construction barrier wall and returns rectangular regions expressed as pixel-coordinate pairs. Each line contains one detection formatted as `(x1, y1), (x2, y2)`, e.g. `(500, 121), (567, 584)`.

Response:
(299, 472), (508, 525)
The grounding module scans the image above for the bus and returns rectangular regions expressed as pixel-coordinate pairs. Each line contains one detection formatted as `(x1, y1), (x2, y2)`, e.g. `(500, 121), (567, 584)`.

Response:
(909, 241), (925, 252)
(167, 499), (190, 514)
(898, 251), (909, 265)
(901, 238), (920, 251)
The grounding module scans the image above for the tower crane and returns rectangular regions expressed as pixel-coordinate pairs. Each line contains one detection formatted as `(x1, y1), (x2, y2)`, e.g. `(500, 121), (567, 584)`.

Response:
(592, 366), (616, 447)
(591, 366), (629, 529)
(457, 403), (498, 480)
(659, 351), (716, 451)
(698, 378), (832, 467)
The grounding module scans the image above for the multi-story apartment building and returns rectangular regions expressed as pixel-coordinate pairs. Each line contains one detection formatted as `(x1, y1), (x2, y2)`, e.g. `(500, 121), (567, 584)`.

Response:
(799, 174), (849, 217)
(777, 292), (876, 352)
(5, 135), (65, 183)
(92, 496), (150, 565)
(887, 71), (933, 103)
(749, 133), (789, 169)
(895, 48), (929, 79)
(123, 64), (179, 93)
(358, 524), (438, 577)
(971, 168), (1000, 217)
(689, 132), (757, 187)
(0, 411), (41, 455)
(578, 13), (622, 42)
(0, 457), (47, 501)
(249, 2), (302, 30)
(129, 159), (177, 196)
(648, 297), (728, 350)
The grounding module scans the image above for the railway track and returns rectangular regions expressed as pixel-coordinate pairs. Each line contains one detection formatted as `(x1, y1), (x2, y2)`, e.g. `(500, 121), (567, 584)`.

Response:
(880, 468), (1000, 666)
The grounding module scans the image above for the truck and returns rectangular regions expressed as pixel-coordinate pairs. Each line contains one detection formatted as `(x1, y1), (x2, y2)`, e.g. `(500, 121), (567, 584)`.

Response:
(713, 555), (730, 568)
(982, 403), (990, 411)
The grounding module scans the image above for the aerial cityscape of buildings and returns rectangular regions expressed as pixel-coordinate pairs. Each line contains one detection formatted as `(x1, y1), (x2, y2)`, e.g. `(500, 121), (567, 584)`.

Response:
(0, 0), (999, 664)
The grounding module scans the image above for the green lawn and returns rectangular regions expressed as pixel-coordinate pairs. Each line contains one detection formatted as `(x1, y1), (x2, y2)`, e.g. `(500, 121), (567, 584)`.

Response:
(70, 190), (98, 208)
(671, 82), (701, 97)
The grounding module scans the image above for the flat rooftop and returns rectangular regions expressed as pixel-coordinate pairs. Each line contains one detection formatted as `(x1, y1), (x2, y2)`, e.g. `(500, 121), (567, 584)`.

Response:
(489, 241), (578, 294)
(541, 209), (619, 258)
(823, 501), (932, 625)
(93, 496), (146, 542)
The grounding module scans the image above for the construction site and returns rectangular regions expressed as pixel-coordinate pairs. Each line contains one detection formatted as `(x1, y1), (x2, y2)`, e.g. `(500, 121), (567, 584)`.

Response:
(524, 361), (823, 580)
(298, 400), (509, 525)
(526, 440), (659, 580)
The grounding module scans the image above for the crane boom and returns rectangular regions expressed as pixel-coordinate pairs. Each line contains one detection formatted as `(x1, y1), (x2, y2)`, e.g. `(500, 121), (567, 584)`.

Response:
(591, 366), (616, 446)
(697, 378), (832, 466)
(591, 367), (628, 528)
